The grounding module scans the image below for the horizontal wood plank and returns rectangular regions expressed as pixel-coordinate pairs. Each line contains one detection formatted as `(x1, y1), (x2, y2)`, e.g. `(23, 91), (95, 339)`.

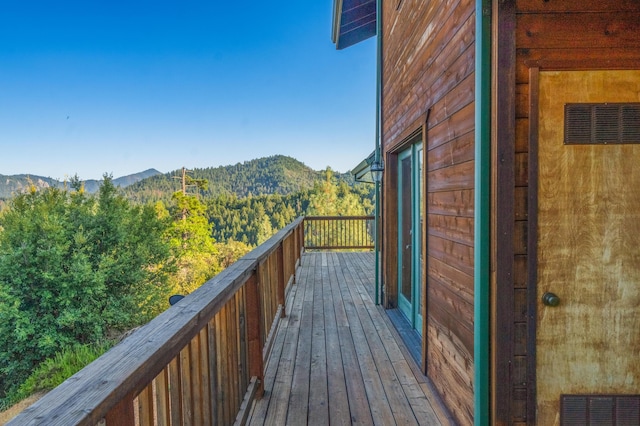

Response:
(517, 1), (640, 14)
(427, 131), (474, 173)
(427, 103), (475, 152)
(383, 0), (475, 147)
(427, 235), (474, 277)
(427, 256), (473, 306)
(517, 12), (640, 49)
(516, 48), (640, 83)
(427, 214), (474, 247)
(427, 190), (474, 218)
(427, 320), (474, 426)
(427, 160), (475, 193)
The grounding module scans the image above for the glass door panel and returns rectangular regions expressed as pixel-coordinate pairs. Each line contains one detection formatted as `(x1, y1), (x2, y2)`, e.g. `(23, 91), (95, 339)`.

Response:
(397, 142), (423, 334)
(398, 151), (413, 319)
(414, 143), (423, 334)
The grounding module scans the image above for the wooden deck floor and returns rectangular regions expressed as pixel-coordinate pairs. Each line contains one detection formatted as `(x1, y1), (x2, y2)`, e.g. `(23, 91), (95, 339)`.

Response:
(248, 252), (446, 426)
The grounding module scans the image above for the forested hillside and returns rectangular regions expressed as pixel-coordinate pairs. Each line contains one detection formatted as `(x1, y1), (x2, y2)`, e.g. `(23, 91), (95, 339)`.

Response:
(0, 157), (373, 409)
(122, 155), (355, 204)
(206, 177), (374, 246)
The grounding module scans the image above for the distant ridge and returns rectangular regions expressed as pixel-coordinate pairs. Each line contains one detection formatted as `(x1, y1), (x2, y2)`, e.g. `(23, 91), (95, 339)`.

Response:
(0, 169), (162, 199)
(1, 156), (355, 203)
(123, 155), (355, 204)
(83, 169), (163, 193)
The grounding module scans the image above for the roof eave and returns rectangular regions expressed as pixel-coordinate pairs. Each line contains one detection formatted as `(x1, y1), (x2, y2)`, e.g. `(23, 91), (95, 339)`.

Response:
(332, 0), (377, 50)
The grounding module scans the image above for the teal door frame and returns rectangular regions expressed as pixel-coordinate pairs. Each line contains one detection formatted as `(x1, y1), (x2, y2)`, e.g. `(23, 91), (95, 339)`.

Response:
(397, 142), (423, 334)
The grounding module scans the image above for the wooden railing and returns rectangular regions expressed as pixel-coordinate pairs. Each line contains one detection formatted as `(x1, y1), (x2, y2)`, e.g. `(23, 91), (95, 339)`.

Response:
(9, 218), (304, 426)
(303, 215), (374, 250)
(8, 216), (372, 426)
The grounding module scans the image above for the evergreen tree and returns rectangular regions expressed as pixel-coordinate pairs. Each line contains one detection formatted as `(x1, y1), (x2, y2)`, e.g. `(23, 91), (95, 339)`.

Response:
(307, 168), (367, 216)
(165, 192), (220, 294)
(256, 214), (275, 245)
(0, 177), (172, 402)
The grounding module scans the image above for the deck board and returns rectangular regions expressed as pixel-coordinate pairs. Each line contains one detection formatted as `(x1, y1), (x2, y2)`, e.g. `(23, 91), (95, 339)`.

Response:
(308, 253), (329, 424)
(248, 252), (444, 426)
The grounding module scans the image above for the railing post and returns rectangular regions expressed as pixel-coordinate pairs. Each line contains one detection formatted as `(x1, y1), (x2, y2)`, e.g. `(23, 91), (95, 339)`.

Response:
(105, 391), (136, 425)
(298, 219), (304, 254)
(291, 227), (296, 271)
(277, 244), (286, 318)
(245, 273), (264, 398)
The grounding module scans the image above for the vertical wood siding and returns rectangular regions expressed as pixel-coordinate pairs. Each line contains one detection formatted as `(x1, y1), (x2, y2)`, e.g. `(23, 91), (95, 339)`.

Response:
(511, 2), (640, 424)
(382, 0), (476, 424)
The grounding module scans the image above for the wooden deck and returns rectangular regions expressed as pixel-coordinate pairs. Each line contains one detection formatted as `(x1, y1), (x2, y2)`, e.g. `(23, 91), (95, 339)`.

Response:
(248, 252), (446, 426)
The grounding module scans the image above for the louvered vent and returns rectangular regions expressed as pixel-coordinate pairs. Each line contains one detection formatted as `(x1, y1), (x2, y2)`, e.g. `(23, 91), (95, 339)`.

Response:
(561, 395), (640, 425)
(565, 103), (640, 144)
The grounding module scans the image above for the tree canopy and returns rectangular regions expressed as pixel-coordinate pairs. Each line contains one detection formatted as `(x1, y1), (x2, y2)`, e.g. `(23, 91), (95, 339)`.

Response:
(0, 177), (173, 401)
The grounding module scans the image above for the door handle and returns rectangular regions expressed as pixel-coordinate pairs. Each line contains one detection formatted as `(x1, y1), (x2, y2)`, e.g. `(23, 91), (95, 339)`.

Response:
(542, 292), (560, 307)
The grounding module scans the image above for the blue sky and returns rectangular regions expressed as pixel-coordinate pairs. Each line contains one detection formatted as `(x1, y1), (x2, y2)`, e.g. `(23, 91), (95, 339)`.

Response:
(0, 1), (376, 180)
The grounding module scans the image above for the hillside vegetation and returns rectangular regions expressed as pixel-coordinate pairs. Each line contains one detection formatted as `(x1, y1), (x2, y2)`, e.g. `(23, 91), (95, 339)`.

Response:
(0, 155), (373, 409)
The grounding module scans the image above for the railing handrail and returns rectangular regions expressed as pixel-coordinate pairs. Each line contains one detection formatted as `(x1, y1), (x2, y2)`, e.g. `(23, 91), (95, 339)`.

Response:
(304, 215), (374, 220)
(9, 217), (305, 425)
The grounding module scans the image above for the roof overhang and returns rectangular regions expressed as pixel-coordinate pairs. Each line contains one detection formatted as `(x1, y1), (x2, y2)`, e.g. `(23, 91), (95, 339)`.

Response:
(351, 150), (376, 184)
(332, 0), (377, 50)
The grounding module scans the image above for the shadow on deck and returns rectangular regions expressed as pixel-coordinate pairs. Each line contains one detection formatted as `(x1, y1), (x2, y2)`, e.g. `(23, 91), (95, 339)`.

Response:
(248, 252), (446, 426)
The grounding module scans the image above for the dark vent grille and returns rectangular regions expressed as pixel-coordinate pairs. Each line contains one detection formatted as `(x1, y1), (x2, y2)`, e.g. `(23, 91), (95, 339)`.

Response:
(561, 395), (640, 425)
(565, 103), (640, 144)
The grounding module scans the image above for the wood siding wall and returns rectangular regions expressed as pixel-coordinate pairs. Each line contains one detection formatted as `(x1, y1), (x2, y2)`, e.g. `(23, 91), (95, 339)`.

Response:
(502, 2), (640, 425)
(381, 0), (476, 425)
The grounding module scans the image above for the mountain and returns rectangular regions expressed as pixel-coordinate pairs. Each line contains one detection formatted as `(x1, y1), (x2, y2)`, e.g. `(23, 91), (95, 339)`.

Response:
(82, 169), (163, 193)
(0, 169), (162, 199)
(123, 155), (355, 204)
(0, 175), (61, 199)
(0, 156), (355, 203)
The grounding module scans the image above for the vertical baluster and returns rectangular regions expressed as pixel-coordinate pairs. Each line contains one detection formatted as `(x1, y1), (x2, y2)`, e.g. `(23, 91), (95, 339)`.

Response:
(207, 319), (218, 426)
(138, 383), (154, 426)
(197, 327), (212, 426)
(155, 368), (170, 426)
(168, 357), (182, 425)
(238, 287), (249, 398)
(245, 273), (265, 397)
(224, 300), (235, 424)
(216, 306), (229, 424)
(179, 345), (193, 426)
(189, 332), (203, 425)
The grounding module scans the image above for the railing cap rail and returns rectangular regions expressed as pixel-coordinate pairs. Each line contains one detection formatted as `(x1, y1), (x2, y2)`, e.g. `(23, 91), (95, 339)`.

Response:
(304, 215), (374, 220)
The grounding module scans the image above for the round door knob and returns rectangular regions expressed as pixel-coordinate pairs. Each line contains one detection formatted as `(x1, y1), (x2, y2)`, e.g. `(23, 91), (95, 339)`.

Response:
(542, 292), (560, 307)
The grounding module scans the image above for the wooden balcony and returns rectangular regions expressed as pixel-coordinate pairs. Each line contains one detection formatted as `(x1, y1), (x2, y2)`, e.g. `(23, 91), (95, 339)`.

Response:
(247, 251), (445, 425)
(8, 216), (448, 426)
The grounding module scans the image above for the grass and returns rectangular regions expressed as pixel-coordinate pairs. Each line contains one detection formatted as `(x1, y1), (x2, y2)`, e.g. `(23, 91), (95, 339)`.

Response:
(0, 341), (113, 416)
(0, 392), (47, 424)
